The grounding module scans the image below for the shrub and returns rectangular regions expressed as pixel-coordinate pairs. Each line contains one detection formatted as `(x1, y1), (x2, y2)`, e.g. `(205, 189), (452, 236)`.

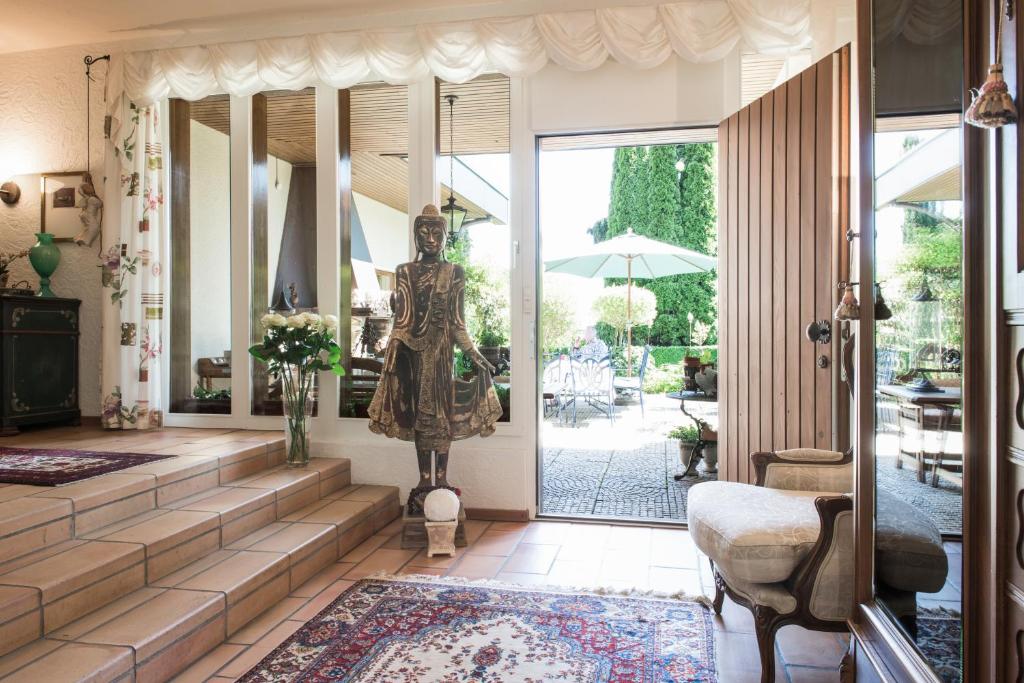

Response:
(642, 362), (687, 393)
(649, 345), (718, 366)
(541, 288), (577, 353)
(668, 424), (700, 442)
(592, 285), (657, 346)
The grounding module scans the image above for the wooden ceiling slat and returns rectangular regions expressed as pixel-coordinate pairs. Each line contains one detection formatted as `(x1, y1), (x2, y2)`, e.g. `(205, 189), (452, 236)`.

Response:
(182, 76), (509, 207)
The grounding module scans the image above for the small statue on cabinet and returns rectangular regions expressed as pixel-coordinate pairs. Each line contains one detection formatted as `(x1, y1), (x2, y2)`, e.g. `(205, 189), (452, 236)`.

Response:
(368, 204), (502, 520)
(74, 173), (103, 247)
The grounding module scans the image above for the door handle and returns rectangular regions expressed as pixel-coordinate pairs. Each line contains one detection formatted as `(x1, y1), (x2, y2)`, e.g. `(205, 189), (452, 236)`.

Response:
(805, 319), (832, 345)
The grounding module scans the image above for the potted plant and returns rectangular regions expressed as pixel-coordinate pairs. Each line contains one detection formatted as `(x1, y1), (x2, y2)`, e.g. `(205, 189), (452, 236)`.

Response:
(683, 352), (702, 390)
(668, 424), (700, 469)
(250, 312), (345, 467)
(0, 248), (28, 289)
(477, 327), (509, 374)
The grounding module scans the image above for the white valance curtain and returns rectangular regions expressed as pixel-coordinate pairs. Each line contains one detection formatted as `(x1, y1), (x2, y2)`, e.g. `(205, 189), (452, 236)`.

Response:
(873, 0), (962, 46)
(114, 0), (812, 107)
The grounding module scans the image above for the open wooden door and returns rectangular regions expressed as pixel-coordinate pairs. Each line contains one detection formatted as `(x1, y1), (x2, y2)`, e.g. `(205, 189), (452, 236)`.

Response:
(717, 47), (851, 484)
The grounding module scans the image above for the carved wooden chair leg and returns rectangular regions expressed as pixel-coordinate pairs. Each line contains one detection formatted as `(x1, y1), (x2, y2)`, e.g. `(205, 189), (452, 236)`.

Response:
(753, 605), (784, 683)
(711, 567), (725, 615)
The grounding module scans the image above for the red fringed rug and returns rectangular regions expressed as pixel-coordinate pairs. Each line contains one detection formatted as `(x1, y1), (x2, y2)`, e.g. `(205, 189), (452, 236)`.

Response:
(0, 447), (176, 486)
(240, 575), (717, 682)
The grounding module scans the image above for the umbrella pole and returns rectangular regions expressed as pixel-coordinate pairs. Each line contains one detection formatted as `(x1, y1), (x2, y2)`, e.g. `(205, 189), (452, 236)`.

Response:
(627, 257), (632, 377)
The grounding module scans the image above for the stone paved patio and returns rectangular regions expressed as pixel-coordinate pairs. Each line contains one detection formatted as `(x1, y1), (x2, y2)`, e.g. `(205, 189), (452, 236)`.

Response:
(540, 391), (718, 522)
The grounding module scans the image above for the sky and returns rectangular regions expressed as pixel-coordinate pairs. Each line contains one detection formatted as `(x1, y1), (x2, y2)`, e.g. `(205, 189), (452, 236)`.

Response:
(449, 148), (617, 332)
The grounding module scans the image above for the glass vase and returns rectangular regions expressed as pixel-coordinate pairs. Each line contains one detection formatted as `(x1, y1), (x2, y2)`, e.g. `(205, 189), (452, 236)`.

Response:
(282, 365), (314, 467)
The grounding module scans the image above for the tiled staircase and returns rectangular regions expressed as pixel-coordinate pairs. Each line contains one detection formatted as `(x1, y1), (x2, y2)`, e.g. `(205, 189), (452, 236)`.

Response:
(0, 431), (400, 682)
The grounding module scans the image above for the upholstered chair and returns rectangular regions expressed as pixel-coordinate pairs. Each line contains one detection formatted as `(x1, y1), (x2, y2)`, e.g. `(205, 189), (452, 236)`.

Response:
(687, 449), (855, 683)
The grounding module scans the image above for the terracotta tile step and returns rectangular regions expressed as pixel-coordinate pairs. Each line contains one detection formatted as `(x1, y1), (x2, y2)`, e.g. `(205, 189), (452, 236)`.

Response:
(0, 464), (388, 664)
(0, 540), (146, 649)
(0, 442), (296, 561)
(0, 588), (223, 683)
(0, 495), (73, 564)
(84, 509), (222, 582)
(0, 478), (397, 675)
(231, 458), (352, 516)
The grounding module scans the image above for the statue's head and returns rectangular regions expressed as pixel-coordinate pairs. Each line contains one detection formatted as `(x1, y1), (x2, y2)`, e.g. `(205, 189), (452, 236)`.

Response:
(78, 172), (95, 197)
(414, 204), (447, 259)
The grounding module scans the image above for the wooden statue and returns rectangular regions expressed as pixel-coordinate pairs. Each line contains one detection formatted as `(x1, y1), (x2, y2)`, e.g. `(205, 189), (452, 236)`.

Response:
(368, 204), (502, 515)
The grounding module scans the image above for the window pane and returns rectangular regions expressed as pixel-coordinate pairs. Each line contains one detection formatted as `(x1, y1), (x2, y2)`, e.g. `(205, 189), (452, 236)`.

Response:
(252, 88), (318, 416)
(341, 83), (409, 418)
(438, 75), (511, 422)
(169, 95), (231, 414)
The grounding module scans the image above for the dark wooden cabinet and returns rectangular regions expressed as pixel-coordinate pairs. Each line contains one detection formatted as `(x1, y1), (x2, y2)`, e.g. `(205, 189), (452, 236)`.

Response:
(0, 295), (80, 435)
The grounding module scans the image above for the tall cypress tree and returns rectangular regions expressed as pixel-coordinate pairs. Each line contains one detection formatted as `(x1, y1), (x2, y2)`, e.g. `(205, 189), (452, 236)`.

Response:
(599, 143), (717, 345)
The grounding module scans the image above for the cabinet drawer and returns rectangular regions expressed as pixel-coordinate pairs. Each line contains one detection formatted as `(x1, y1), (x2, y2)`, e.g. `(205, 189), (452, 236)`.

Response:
(3, 303), (79, 333)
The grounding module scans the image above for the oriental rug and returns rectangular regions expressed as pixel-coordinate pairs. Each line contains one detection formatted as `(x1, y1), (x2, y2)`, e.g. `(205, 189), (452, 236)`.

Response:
(916, 606), (961, 683)
(240, 575), (717, 682)
(0, 447), (175, 486)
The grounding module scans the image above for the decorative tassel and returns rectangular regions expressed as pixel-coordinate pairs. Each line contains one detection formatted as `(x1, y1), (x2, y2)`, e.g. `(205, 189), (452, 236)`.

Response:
(834, 281), (860, 321)
(966, 0), (1018, 129)
(874, 284), (892, 321)
(966, 65), (1018, 128)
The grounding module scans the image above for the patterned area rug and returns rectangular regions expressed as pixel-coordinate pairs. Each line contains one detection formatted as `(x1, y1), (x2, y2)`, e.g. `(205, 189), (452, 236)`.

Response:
(876, 456), (962, 535)
(0, 448), (175, 486)
(916, 607), (962, 683)
(240, 576), (717, 682)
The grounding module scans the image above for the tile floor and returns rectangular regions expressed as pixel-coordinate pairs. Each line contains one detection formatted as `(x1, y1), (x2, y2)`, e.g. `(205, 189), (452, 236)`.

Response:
(171, 518), (847, 682)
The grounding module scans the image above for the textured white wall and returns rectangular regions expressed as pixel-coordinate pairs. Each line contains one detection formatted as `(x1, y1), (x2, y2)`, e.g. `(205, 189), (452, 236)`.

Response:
(0, 45), (110, 416)
(266, 154), (292, 301)
(189, 120), (232, 383)
(354, 191), (408, 274)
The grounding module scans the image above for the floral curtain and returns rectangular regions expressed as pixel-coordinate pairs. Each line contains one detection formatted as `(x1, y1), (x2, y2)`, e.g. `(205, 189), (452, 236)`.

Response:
(99, 97), (165, 430)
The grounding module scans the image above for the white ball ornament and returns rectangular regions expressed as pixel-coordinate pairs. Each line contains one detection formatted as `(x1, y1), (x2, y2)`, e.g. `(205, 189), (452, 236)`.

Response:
(423, 488), (460, 521)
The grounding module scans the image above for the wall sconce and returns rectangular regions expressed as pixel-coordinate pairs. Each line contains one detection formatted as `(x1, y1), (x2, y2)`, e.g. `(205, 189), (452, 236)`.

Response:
(0, 181), (20, 205)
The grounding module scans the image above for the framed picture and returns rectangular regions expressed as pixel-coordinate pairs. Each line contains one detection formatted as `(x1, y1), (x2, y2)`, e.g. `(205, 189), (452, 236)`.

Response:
(41, 172), (87, 242)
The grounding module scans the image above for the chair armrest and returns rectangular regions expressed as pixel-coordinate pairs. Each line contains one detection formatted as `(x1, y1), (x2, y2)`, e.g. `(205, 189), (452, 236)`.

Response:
(790, 494), (855, 623)
(751, 449), (853, 492)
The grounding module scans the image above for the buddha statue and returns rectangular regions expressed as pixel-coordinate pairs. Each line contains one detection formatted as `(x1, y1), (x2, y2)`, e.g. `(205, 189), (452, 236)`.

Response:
(368, 204), (503, 515)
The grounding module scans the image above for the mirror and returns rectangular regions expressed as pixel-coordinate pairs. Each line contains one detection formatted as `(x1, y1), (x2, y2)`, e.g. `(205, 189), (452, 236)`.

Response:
(871, 1), (964, 680)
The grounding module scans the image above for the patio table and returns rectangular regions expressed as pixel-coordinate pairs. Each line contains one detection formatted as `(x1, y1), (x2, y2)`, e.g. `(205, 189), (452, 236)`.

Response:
(878, 384), (961, 406)
(667, 390), (717, 479)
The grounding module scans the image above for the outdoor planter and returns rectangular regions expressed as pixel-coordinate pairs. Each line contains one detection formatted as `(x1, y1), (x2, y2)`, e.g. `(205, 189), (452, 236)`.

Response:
(479, 346), (509, 373)
(678, 439), (700, 472)
(683, 356), (701, 390)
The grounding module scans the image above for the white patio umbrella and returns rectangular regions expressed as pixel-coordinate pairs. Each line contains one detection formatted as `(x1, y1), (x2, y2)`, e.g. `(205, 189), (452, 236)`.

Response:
(544, 228), (716, 373)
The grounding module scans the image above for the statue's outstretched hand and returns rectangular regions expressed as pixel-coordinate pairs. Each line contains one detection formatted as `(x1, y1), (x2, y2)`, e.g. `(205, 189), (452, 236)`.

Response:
(469, 350), (496, 374)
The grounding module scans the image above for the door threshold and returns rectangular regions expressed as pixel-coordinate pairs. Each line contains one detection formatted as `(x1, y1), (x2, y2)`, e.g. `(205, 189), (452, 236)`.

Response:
(535, 512), (688, 529)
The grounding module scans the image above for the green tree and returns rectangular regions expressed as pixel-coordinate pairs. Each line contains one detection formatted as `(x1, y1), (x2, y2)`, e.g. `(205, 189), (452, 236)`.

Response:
(599, 143), (717, 345)
(592, 285), (657, 347)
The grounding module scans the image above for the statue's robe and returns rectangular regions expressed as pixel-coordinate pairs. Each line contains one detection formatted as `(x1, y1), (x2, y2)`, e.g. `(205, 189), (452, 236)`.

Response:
(368, 261), (502, 449)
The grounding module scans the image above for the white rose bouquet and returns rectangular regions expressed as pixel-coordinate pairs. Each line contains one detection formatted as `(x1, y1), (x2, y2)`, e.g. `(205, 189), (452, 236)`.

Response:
(250, 311), (345, 466)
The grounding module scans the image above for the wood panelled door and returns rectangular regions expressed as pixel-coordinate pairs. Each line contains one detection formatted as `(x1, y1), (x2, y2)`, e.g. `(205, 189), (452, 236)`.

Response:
(717, 47), (850, 484)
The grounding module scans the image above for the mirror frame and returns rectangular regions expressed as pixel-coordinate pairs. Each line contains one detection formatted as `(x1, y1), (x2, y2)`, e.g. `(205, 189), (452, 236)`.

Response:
(849, 0), (990, 680)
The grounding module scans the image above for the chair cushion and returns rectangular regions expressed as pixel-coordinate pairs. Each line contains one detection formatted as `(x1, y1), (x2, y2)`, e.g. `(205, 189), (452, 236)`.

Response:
(687, 481), (831, 584)
(876, 490), (948, 593)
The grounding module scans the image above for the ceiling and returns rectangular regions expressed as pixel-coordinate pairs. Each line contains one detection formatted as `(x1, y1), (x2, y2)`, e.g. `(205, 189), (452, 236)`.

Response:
(187, 74), (509, 218)
(1, 0), (635, 56)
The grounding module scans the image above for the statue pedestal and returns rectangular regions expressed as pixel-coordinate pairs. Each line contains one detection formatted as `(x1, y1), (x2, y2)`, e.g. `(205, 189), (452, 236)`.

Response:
(401, 504), (467, 550)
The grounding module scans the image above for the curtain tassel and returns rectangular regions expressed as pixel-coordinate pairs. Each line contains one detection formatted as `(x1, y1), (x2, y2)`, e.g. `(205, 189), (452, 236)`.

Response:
(966, 64), (1017, 128)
